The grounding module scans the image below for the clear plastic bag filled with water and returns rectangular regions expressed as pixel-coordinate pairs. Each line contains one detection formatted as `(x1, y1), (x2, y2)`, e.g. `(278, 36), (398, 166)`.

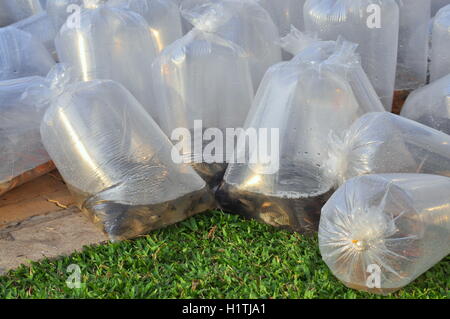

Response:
(107, 0), (183, 53)
(216, 31), (385, 234)
(326, 112), (450, 185)
(41, 78), (214, 241)
(257, 0), (305, 36)
(430, 5), (450, 81)
(401, 74), (450, 134)
(180, 0), (282, 90)
(320, 173), (450, 294)
(55, 0), (160, 118)
(304, 0), (399, 110)
(395, 0), (430, 90)
(151, 27), (254, 188)
(0, 76), (53, 196)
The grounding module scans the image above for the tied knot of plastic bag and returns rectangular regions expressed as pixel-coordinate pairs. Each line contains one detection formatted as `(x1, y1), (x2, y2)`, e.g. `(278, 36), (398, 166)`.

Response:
(20, 63), (76, 112)
(347, 200), (398, 255)
(279, 26), (320, 57)
(324, 131), (349, 187)
(180, 0), (234, 33)
(280, 27), (360, 77)
(325, 36), (359, 70)
(313, 38), (360, 78)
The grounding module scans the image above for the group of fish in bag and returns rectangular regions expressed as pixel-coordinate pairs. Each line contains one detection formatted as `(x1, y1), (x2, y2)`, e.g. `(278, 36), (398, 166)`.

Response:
(1, 0), (450, 295)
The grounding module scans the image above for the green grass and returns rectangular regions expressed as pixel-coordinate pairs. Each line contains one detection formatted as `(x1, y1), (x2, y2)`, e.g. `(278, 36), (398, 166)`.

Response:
(0, 210), (448, 299)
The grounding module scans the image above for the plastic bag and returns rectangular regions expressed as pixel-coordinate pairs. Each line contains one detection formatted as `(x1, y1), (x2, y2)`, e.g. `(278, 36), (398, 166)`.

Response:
(40, 78), (215, 241)
(395, 0), (430, 90)
(55, 1), (160, 119)
(256, 0), (305, 37)
(432, 0), (450, 16)
(401, 74), (450, 134)
(430, 5), (450, 82)
(180, 0), (282, 90)
(0, 27), (55, 81)
(304, 0), (399, 111)
(256, 0), (306, 60)
(151, 28), (254, 188)
(47, 0), (84, 31)
(319, 173), (450, 294)
(216, 31), (385, 234)
(11, 12), (58, 58)
(107, 0), (183, 53)
(0, 0), (43, 27)
(0, 76), (54, 196)
(171, 0), (193, 34)
(327, 112), (450, 185)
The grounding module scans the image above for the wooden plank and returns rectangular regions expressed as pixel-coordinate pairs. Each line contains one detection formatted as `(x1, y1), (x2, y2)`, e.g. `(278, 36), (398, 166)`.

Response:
(0, 207), (108, 274)
(0, 172), (107, 275)
(0, 171), (74, 226)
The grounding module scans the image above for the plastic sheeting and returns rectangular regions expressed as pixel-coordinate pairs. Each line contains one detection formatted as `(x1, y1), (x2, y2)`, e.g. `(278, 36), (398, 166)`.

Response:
(320, 173), (450, 294)
(217, 31), (384, 234)
(40, 77), (214, 241)
(304, 0), (399, 110)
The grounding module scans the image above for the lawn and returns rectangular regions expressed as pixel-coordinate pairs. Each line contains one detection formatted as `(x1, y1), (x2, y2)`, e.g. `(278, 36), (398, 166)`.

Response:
(0, 210), (448, 299)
